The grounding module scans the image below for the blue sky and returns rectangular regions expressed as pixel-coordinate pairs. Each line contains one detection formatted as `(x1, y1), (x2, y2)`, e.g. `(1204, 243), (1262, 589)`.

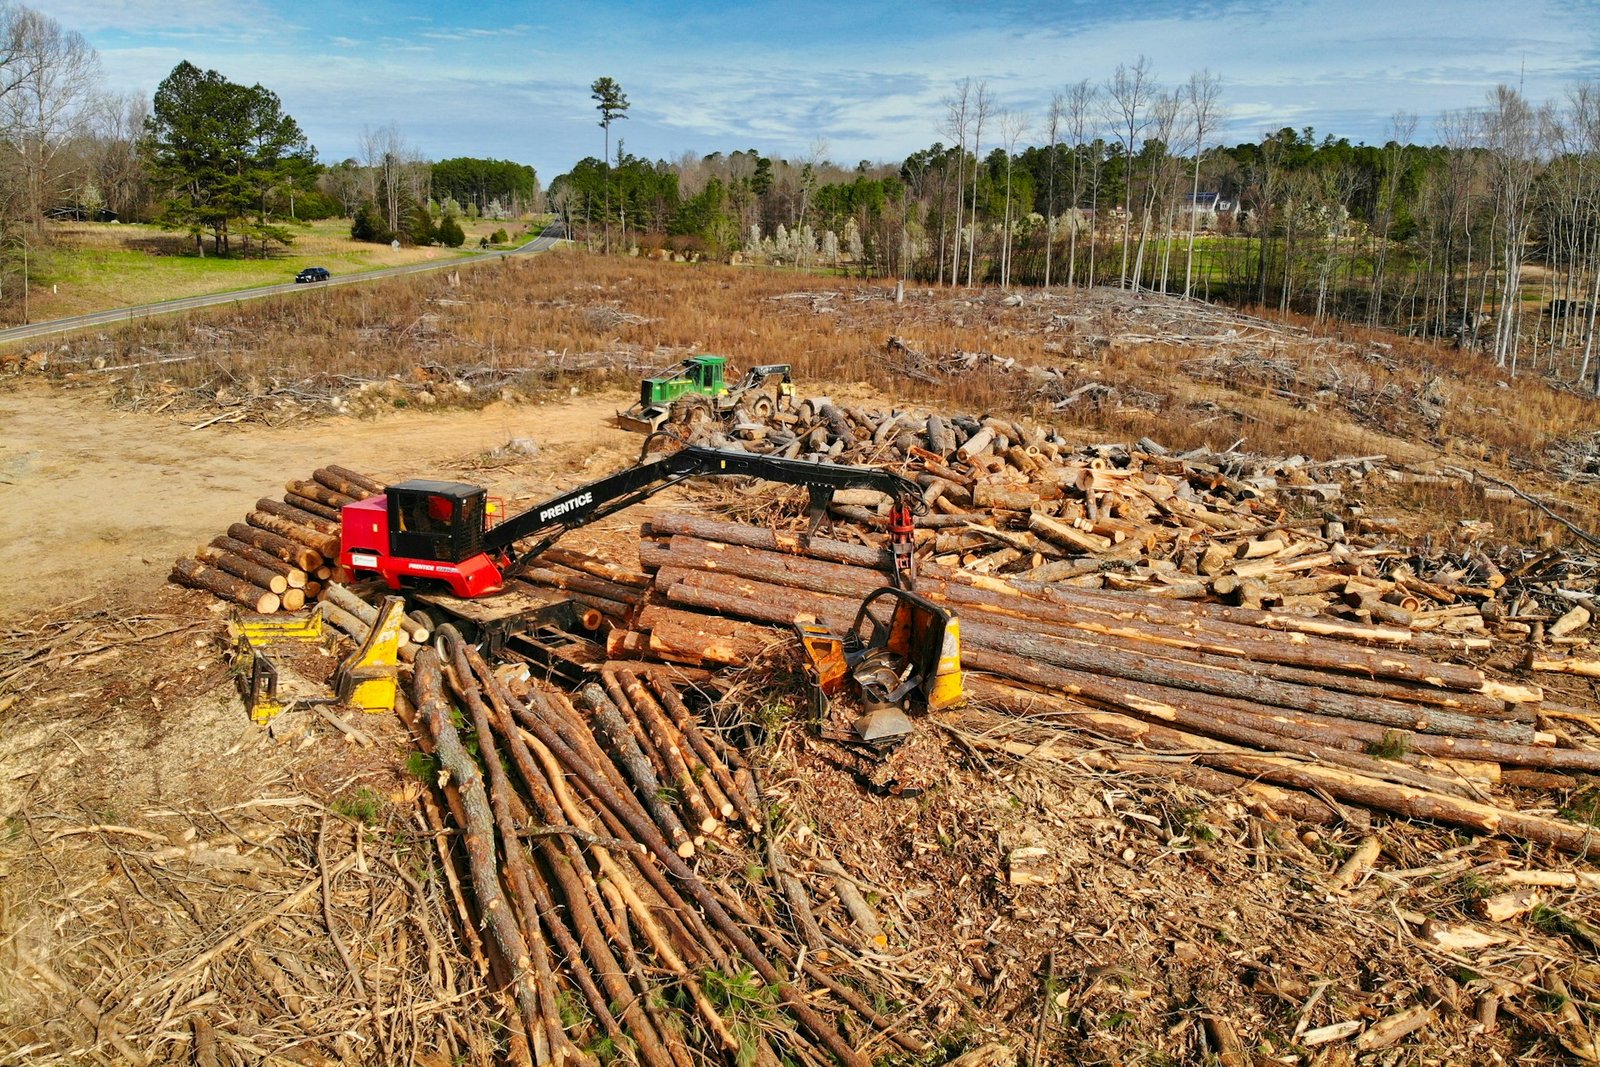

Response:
(37, 0), (1600, 183)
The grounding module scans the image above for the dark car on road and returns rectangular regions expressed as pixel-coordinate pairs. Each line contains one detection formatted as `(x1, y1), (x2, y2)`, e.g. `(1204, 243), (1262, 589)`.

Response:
(295, 266), (330, 283)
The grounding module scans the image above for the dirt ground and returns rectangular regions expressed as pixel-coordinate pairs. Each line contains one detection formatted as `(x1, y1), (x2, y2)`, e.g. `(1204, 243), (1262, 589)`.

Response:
(0, 381), (641, 620)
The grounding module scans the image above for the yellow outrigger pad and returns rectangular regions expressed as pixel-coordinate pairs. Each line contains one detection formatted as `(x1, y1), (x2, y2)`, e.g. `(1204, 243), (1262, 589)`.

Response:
(230, 597), (406, 723)
(332, 598), (408, 714)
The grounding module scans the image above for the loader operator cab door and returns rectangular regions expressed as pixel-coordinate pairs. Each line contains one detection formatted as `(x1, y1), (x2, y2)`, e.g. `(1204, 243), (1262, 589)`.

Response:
(387, 480), (487, 564)
(687, 354), (727, 395)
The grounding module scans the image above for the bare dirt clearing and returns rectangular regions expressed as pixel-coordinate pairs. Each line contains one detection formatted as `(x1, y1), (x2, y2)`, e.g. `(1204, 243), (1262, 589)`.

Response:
(0, 382), (637, 619)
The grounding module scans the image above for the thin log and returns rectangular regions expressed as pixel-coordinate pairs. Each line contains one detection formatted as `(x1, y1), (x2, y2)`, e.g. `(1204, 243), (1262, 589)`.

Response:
(247, 509), (341, 558)
(576, 682), (696, 857)
(315, 466), (382, 498)
(645, 675), (756, 826)
(535, 547), (651, 587)
(518, 567), (644, 605)
(412, 647), (543, 1046)
(285, 492), (344, 522)
(617, 668), (720, 834)
(509, 685), (871, 1067)
(288, 478), (357, 509)
(211, 535), (308, 587)
(255, 497), (342, 536)
(445, 638), (640, 1065)
(969, 679), (1597, 853)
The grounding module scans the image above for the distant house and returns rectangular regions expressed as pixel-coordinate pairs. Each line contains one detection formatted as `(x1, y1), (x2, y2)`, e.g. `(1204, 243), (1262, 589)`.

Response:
(1177, 192), (1234, 230)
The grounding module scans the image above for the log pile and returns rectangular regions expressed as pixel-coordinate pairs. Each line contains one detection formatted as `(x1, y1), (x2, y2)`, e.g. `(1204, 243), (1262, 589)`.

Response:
(670, 393), (1596, 653)
(605, 513), (1600, 854)
(168, 466), (381, 614)
(401, 627), (924, 1066)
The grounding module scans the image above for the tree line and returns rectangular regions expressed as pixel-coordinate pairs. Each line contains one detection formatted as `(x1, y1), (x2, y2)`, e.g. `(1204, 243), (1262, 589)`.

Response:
(0, 2), (542, 306)
(554, 68), (1600, 392)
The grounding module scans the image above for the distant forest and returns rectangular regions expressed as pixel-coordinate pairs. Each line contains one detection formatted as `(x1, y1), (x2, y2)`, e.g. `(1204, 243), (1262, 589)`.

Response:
(552, 70), (1600, 391)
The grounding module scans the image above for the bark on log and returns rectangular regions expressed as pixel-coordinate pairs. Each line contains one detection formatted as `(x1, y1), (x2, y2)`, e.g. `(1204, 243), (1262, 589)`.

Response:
(440, 643), (598, 1063)
(246, 510), (341, 558)
(643, 530), (1509, 697)
(508, 685), (871, 1067)
(966, 679), (1598, 854)
(255, 497), (342, 536)
(517, 568), (644, 605)
(195, 546), (289, 595)
(287, 478), (357, 509)
(412, 649), (546, 1054)
(575, 683), (696, 857)
(646, 675), (756, 826)
(1028, 511), (1112, 553)
(536, 547), (650, 587)
(284, 493), (343, 523)
(210, 536), (308, 586)
(227, 522), (321, 571)
(171, 558), (279, 613)
(636, 605), (787, 666)
(616, 669), (720, 833)
(315, 466), (381, 499)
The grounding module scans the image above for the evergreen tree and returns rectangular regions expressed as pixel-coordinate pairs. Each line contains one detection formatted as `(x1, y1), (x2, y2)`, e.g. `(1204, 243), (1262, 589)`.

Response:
(437, 214), (465, 247)
(142, 61), (313, 255)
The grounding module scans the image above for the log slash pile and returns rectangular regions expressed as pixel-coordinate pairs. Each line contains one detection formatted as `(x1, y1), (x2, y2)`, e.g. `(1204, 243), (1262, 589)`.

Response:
(609, 513), (1600, 851)
(400, 628), (924, 1066)
(673, 393), (1597, 655)
(167, 465), (381, 614)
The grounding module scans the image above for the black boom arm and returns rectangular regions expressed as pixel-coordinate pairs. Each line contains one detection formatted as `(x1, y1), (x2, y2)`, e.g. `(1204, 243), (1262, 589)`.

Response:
(483, 445), (922, 570)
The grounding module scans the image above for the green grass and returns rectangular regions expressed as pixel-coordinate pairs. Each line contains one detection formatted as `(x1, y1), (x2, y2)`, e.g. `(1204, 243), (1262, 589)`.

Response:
(21, 217), (526, 322)
(331, 785), (384, 826)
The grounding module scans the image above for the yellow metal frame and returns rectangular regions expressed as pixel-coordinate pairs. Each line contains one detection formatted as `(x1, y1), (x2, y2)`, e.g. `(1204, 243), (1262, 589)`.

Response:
(230, 597), (406, 723)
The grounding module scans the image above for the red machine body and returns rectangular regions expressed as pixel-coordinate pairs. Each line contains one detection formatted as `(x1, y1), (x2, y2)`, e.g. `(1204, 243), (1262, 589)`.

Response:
(339, 487), (506, 599)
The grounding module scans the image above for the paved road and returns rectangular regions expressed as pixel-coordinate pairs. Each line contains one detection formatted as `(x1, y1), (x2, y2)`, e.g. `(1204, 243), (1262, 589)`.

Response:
(0, 223), (567, 346)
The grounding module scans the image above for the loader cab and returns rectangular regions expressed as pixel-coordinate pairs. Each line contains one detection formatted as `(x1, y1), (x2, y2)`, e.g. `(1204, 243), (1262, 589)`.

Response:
(640, 354), (728, 408)
(387, 480), (487, 563)
(685, 354), (727, 394)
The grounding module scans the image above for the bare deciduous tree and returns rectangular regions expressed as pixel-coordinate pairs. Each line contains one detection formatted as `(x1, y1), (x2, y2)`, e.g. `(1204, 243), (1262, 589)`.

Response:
(966, 81), (991, 286)
(359, 124), (423, 235)
(0, 5), (99, 227)
(1044, 91), (1062, 289)
(1106, 56), (1154, 289)
(1064, 79), (1097, 288)
(1182, 70), (1223, 300)
(942, 80), (972, 286)
(999, 109), (1028, 289)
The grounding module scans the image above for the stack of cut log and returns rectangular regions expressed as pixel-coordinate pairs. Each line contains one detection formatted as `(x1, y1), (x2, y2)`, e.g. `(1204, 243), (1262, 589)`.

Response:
(168, 465), (381, 614)
(513, 546), (649, 630)
(402, 627), (923, 1066)
(678, 394), (1596, 651)
(606, 513), (1600, 854)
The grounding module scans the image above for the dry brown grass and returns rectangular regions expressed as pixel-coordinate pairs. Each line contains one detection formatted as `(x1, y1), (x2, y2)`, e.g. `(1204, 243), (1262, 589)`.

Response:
(31, 248), (1600, 496)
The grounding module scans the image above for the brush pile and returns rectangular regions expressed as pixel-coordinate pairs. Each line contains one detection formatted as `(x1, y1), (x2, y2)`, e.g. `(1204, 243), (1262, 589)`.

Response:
(401, 627), (926, 1066)
(665, 392), (1597, 653)
(167, 466), (379, 613)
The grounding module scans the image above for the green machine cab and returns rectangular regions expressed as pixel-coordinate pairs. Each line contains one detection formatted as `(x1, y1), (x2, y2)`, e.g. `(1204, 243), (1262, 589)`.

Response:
(618, 354), (792, 433)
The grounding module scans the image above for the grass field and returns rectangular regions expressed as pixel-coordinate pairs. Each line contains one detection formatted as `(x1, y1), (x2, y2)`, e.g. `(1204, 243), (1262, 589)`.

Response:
(19, 216), (540, 322)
